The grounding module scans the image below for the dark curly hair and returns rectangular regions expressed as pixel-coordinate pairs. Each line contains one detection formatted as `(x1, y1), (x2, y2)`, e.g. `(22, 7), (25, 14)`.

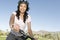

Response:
(16, 0), (29, 23)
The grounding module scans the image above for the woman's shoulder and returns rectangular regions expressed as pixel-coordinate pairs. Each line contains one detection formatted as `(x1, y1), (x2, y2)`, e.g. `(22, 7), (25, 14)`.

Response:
(26, 14), (31, 22)
(12, 11), (16, 15)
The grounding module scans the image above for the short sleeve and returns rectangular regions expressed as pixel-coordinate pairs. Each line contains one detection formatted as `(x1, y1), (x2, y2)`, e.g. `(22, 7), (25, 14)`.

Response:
(12, 12), (16, 15)
(26, 15), (31, 22)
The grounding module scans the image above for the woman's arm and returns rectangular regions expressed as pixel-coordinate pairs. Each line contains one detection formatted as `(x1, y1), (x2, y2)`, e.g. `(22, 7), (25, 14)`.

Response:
(9, 14), (15, 29)
(27, 22), (34, 38)
(9, 13), (20, 32)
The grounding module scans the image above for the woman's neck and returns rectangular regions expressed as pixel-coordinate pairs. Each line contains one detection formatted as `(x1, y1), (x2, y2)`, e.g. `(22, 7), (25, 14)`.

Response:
(20, 13), (24, 16)
(19, 13), (24, 20)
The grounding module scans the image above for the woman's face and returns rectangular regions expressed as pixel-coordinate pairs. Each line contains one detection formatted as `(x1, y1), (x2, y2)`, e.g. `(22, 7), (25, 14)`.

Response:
(19, 3), (27, 13)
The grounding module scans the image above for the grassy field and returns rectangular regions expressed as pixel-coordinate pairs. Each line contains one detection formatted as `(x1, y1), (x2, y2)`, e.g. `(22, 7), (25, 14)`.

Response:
(0, 36), (35, 40)
(0, 30), (60, 40)
(0, 37), (6, 40)
(0, 36), (53, 40)
(0, 33), (60, 40)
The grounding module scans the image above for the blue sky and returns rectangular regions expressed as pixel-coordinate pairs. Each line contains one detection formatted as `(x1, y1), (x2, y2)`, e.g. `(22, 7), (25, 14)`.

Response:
(0, 0), (60, 32)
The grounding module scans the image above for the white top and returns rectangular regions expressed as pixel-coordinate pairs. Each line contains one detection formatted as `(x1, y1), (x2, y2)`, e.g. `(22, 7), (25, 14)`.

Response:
(12, 12), (31, 31)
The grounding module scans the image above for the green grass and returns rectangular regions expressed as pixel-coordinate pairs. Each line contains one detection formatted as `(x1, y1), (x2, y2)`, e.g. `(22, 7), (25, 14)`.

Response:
(0, 37), (6, 40)
(0, 36), (53, 40)
(0, 37), (32, 40)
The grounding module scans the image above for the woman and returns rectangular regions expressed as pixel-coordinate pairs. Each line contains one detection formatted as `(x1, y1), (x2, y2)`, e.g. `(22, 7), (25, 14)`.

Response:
(6, 0), (34, 40)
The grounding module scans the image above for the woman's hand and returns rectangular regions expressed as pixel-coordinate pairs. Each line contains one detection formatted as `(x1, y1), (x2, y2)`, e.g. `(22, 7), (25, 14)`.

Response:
(12, 23), (20, 32)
